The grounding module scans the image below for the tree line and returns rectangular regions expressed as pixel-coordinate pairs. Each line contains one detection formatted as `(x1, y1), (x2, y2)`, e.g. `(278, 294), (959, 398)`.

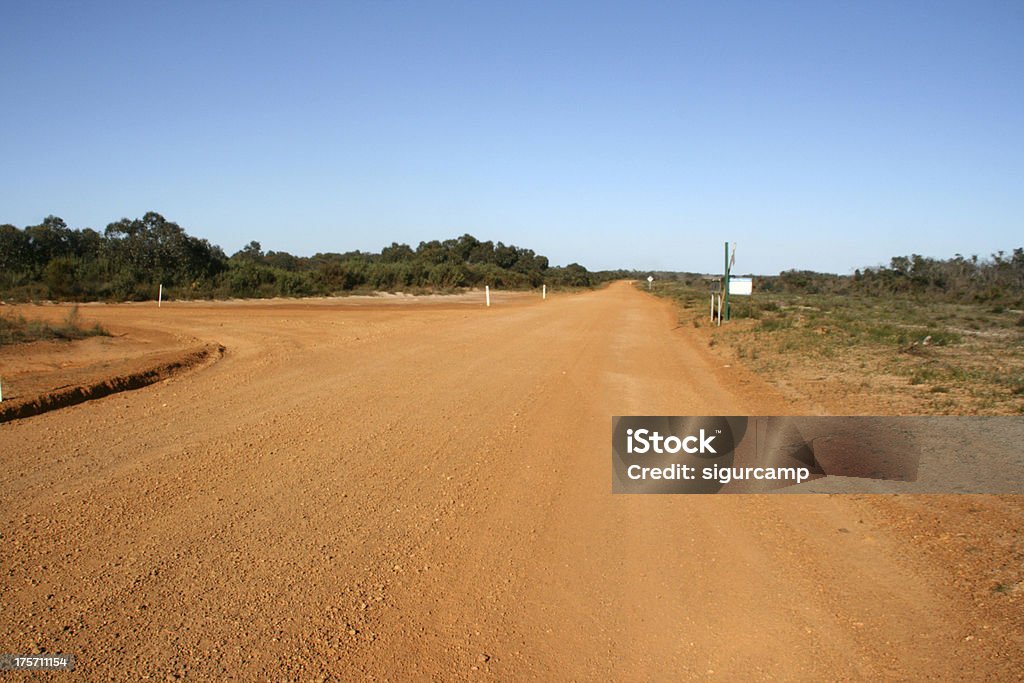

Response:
(0, 213), (599, 301)
(759, 250), (1024, 305)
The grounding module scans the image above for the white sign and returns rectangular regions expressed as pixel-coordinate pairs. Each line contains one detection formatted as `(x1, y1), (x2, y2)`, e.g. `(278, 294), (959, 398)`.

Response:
(647, 276), (653, 282)
(728, 277), (753, 296)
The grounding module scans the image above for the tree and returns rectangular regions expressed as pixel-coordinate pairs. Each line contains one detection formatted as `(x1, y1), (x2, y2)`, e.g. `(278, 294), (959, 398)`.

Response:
(0, 224), (32, 272)
(105, 212), (226, 288)
(233, 241), (264, 262)
(493, 242), (519, 269)
(380, 242), (414, 263)
(25, 216), (75, 268)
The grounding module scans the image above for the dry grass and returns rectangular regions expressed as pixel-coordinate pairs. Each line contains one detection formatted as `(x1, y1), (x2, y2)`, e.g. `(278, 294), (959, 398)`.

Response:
(0, 305), (109, 347)
(649, 281), (1024, 415)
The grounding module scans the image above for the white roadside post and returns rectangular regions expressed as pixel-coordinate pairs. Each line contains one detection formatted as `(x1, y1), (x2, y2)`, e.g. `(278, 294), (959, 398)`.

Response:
(158, 283), (163, 308)
(710, 279), (723, 324)
(0, 377), (3, 402)
(485, 285), (491, 307)
(647, 275), (654, 291)
(542, 284), (546, 300)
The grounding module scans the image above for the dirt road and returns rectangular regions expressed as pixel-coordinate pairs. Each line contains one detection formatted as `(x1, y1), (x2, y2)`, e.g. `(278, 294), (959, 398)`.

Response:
(1, 282), (1021, 679)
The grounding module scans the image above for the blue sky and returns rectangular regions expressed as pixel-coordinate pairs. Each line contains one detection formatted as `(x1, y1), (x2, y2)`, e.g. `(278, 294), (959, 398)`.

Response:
(1, 1), (1021, 274)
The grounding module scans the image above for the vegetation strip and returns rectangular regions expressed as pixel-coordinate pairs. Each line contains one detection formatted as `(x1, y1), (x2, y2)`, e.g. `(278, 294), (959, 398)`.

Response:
(1, 213), (604, 301)
(648, 276), (1024, 415)
(0, 305), (108, 346)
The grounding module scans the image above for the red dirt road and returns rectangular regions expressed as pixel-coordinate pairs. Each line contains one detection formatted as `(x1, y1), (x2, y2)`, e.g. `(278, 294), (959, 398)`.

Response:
(1, 283), (1021, 679)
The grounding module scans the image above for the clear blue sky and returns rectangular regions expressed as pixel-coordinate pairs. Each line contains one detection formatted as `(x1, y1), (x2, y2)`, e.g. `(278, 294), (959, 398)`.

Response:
(1, 1), (1021, 274)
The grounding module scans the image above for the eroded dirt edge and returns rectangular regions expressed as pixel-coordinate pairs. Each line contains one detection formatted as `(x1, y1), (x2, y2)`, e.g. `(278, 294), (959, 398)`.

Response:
(0, 342), (225, 423)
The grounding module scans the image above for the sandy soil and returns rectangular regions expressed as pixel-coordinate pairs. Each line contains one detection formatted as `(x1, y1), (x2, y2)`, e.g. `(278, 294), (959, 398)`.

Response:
(1, 282), (1021, 679)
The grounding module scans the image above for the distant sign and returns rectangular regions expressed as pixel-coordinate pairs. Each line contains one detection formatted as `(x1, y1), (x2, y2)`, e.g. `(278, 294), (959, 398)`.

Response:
(728, 277), (753, 296)
(647, 276), (654, 282)
(709, 279), (721, 293)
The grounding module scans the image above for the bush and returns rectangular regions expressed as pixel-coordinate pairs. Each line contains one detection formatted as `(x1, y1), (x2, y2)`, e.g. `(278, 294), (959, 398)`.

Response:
(44, 257), (79, 298)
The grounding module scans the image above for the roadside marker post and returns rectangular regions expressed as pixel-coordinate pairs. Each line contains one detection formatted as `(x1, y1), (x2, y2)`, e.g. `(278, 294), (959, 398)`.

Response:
(709, 278), (723, 325)
(158, 283), (163, 308)
(647, 275), (654, 291)
(0, 377), (3, 402)
(543, 284), (546, 300)
(485, 285), (490, 307)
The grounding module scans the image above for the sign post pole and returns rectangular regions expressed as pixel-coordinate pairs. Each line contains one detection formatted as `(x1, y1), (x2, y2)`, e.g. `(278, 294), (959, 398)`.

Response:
(723, 242), (730, 322)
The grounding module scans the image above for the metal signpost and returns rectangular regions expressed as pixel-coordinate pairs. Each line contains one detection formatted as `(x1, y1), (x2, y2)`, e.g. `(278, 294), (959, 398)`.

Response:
(724, 242), (737, 321)
(712, 242), (750, 324)
(724, 242), (730, 321)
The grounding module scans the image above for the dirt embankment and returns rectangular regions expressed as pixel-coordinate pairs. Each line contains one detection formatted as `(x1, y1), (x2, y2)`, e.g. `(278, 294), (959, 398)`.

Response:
(0, 303), (229, 423)
(0, 292), (534, 422)
(0, 342), (223, 422)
